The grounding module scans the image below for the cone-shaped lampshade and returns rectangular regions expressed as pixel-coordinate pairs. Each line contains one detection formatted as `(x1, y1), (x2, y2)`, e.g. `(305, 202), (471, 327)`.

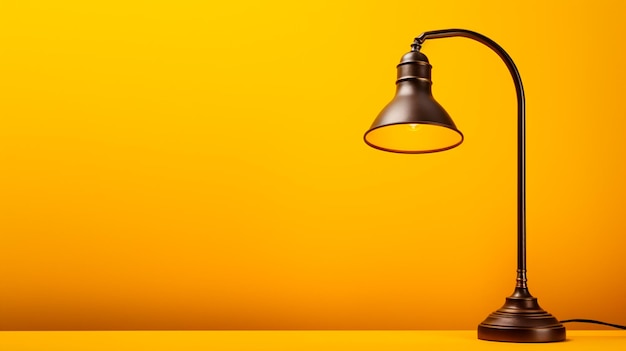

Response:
(364, 51), (463, 153)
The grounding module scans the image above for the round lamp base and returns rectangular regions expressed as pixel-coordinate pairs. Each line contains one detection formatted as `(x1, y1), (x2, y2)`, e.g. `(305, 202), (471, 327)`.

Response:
(477, 288), (566, 343)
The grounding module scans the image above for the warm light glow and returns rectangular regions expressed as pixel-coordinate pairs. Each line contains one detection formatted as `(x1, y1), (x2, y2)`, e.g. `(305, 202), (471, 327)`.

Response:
(365, 123), (463, 153)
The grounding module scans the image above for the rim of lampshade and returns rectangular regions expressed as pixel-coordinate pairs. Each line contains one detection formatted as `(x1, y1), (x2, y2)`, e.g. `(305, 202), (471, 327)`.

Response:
(363, 121), (464, 154)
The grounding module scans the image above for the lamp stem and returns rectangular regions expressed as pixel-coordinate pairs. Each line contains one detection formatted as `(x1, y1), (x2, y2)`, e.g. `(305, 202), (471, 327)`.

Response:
(415, 29), (527, 274)
(415, 29), (565, 342)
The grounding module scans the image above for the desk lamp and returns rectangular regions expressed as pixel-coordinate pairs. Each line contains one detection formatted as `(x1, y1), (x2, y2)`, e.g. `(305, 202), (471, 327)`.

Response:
(363, 29), (566, 343)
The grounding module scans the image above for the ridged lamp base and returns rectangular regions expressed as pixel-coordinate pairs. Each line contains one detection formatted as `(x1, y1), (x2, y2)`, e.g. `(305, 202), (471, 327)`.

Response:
(478, 288), (566, 343)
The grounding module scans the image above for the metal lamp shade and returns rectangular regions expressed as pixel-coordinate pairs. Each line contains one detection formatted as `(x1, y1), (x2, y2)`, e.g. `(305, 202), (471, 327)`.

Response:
(364, 51), (463, 154)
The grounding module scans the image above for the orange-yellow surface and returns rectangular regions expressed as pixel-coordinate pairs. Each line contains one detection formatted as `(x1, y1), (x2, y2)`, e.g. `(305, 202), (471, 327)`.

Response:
(0, 331), (625, 351)
(1, 0), (625, 330)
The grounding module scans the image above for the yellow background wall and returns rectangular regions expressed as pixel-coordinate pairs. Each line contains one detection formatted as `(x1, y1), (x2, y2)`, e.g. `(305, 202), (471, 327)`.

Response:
(1, 0), (625, 330)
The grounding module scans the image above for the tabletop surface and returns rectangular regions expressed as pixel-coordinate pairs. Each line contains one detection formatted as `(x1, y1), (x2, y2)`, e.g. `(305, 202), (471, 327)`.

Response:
(0, 330), (624, 350)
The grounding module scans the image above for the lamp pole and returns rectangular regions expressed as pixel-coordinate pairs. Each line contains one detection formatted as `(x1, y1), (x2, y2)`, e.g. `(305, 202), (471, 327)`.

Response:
(414, 29), (529, 291)
(413, 29), (563, 342)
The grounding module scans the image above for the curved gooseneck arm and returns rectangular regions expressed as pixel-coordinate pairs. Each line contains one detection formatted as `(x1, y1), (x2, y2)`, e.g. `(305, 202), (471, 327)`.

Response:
(414, 29), (527, 287)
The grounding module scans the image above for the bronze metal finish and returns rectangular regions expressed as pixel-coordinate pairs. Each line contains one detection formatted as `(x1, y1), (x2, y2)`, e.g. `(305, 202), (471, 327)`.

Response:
(478, 287), (565, 342)
(364, 50), (463, 153)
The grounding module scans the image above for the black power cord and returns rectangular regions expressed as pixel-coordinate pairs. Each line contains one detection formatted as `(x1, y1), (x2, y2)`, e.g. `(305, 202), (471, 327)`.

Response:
(560, 319), (626, 330)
